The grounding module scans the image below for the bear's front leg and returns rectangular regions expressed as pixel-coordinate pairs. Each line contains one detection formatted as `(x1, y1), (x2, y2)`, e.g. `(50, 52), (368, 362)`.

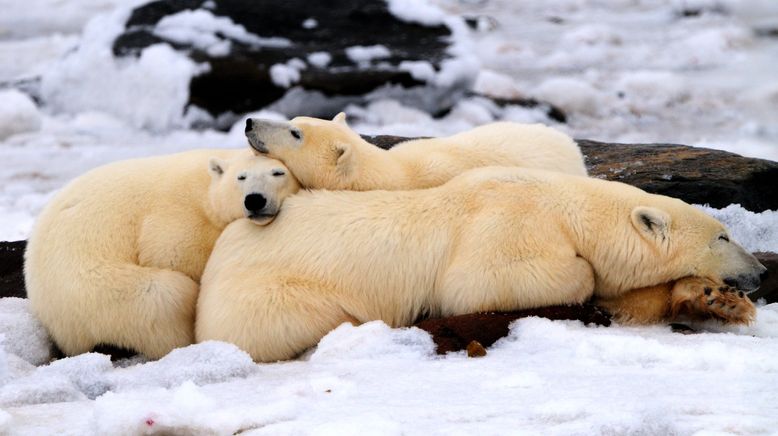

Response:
(670, 277), (756, 325)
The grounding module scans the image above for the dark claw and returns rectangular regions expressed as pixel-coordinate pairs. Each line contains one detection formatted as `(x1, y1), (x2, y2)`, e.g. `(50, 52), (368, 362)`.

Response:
(704, 287), (712, 295)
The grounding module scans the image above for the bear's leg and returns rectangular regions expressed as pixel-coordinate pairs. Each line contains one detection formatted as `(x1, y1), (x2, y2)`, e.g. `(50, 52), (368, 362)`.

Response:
(69, 264), (199, 359)
(196, 278), (358, 362)
(595, 284), (673, 325)
(438, 254), (596, 315)
(669, 277), (756, 324)
(595, 277), (756, 325)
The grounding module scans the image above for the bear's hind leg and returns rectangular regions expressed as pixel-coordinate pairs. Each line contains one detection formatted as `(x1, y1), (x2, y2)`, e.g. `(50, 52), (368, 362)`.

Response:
(196, 278), (359, 362)
(89, 265), (199, 359)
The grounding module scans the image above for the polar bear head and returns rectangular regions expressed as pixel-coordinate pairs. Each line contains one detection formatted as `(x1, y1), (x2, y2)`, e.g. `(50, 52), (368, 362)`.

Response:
(243, 113), (364, 189)
(208, 153), (300, 226)
(628, 197), (767, 292)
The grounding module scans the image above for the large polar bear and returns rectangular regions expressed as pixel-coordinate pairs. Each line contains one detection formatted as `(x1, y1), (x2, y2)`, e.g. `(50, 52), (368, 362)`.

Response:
(25, 149), (299, 359)
(244, 113), (587, 190)
(197, 167), (766, 362)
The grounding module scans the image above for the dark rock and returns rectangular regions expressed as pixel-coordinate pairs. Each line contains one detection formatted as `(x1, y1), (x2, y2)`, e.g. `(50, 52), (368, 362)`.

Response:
(364, 135), (778, 212)
(749, 252), (778, 304)
(0, 241), (26, 299)
(578, 140), (778, 212)
(113, 0), (471, 121)
(414, 304), (611, 355)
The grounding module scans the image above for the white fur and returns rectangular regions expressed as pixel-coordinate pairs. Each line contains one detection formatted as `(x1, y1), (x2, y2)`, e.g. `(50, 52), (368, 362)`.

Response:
(246, 114), (587, 190)
(197, 167), (764, 362)
(25, 149), (299, 359)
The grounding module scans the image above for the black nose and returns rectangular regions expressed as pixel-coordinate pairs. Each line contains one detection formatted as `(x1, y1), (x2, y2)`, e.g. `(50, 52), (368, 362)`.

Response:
(245, 118), (253, 133)
(244, 193), (266, 212)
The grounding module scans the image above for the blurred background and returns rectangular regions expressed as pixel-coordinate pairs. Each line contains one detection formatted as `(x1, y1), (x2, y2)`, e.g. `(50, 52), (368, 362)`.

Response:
(1, 0), (777, 239)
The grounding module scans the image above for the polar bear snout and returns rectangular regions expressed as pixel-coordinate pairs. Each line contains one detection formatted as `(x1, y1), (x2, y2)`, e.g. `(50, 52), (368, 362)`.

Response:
(244, 193), (267, 214)
(724, 264), (768, 293)
(243, 192), (279, 225)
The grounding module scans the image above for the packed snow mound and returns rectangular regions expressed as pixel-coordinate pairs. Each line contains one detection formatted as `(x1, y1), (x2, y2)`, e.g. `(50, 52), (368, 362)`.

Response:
(0, 90), (42, 141)
(0, 298), (53, 366)
(310, 321), (436, 362)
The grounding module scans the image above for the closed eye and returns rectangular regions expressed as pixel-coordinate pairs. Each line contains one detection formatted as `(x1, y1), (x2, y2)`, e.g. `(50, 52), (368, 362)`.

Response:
(272, 170), (286, 177)
(719, 235), (729, 242)
(237, 175), (246, 181)
(290, 129), (301, 140)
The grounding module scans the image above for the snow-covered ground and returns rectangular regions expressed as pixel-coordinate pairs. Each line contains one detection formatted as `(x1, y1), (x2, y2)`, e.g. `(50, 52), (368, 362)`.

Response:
(1, 0), (778, 433)
(2, 297), (778, 435)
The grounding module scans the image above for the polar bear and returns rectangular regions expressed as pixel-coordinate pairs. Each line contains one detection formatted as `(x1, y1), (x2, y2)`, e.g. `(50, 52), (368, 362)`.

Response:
(25, 149), (299, 359)
(196, 167), (766, 362)
(244, 113), (586, 190)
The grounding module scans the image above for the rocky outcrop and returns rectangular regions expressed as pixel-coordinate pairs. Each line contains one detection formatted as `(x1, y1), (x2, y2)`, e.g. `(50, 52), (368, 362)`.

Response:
(0, 241), (25, 299)
(365, 136), (778, 212)
(113, 0), (473, 122)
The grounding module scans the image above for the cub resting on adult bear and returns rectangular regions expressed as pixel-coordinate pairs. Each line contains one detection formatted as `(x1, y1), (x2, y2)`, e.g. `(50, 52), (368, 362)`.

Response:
(25, 149), (299, 359)
(197, 167), (766, 362)
(244, 113), (587, 190)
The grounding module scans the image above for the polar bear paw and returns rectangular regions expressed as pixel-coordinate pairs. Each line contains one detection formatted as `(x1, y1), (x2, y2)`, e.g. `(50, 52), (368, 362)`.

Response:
(671, 277), (756, 324)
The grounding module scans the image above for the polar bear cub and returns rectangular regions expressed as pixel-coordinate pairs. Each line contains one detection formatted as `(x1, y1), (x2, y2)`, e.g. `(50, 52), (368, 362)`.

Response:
(25, 149), (299, 359)
(197, 167), (765, 362)
(244, 113), (587, 190)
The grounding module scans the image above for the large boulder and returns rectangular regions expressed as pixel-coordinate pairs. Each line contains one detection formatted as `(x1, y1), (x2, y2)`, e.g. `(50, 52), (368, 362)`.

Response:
(112, 0), (475, 123)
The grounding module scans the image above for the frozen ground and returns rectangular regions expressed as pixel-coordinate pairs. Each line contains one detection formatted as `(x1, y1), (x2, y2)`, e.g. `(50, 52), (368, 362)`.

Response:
(2, 298), (778, 435)
(1, 0), (778, 433)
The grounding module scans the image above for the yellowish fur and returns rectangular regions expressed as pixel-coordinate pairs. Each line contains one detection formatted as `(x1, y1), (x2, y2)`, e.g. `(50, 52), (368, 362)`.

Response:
(196, 167), (765, 362)
(25, 149), (299, 359)
(245, 114), (587, 190)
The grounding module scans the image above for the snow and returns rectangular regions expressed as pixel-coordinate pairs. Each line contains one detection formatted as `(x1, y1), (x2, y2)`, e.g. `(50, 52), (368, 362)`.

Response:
(345, 45), (392, 63)
(307, 51), (332, 68)
(269, 59), (306, 88)
(153, 9), (291, 57)
(2, 313), (778, 433)
(0, 89), (41, 140)
(39, 6), (207, 131)
(1, 0), (778, 432)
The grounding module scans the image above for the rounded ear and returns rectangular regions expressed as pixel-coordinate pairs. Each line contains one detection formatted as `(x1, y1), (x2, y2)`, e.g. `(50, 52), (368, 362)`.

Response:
(332, 112), (348, 125)
(631, 206), (671, 243)
(334, 143), (353, 175)
(208, 158), (227, 178)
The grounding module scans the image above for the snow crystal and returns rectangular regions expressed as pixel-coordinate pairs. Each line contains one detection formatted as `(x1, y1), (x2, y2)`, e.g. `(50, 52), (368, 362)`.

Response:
(307, 51), (332, 68)
(0, 89), (41, 141)
(0, 298), (53, 366)
(345, 45), (391, 64)
(154, 9), (291, 57)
